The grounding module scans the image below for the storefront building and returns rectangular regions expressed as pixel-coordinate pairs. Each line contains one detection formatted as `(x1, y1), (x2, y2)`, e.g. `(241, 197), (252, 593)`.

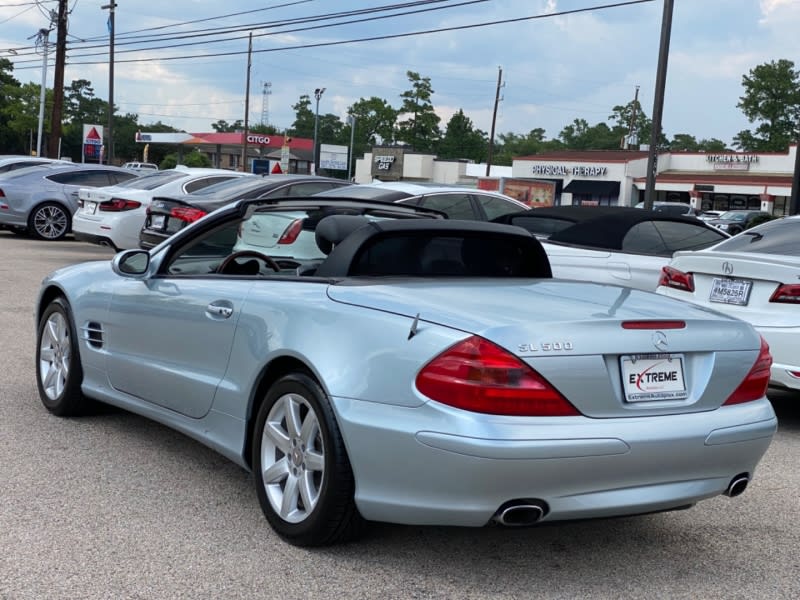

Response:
(512, 150), (651, 207)
(632, 148), (795, 215)
(135, 131), (315, 174)
(512, 146), (797, 215)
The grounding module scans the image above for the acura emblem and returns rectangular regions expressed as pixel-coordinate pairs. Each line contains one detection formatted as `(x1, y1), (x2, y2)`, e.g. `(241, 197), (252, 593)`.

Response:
(722, 262), (734, 275)
(652, 331), (668, 351)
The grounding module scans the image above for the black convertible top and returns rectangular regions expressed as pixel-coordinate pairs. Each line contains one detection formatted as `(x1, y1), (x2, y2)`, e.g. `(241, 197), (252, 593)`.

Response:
(494, 206), (712, 250)
(314, 217), (552, 278)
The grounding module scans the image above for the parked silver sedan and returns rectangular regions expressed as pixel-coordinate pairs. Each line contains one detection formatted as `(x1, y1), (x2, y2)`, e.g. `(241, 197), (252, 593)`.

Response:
(0, 163), (138, 240)
(35, 198), (777, 546)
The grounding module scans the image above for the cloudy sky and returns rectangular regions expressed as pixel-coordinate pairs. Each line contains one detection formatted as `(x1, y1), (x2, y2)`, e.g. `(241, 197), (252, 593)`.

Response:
(1, 0), (798, 146)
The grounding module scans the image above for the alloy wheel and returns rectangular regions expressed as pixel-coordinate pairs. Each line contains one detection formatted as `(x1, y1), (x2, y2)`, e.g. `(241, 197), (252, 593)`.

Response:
(33, 205), (68, 239)
(38, 311), (71, 400)
(260, 392), (326, 523)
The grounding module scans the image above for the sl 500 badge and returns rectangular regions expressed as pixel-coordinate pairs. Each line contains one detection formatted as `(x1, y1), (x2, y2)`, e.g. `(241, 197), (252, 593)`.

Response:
(518, 341), (574, 353)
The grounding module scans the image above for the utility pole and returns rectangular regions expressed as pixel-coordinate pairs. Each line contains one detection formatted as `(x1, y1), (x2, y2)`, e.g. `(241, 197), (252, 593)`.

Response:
(240, 32), (253, 172)
(485, 66), (503, 177)
(33, 28), (50, 157)
(101, 2), (117, 164)
(790, 139), (800, 215)
(313, 87), (326, 175)
(48, 0), (68, 159)
(644, 0), (674, 209)
(622, 85), (640, 149)
(347, 114), (356, 181)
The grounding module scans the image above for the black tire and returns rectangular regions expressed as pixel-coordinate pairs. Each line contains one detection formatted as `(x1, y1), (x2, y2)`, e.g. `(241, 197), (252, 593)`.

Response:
(35, 297), (87, 416)
(252, 372), (364, 546)
(28, 202), (71, 241)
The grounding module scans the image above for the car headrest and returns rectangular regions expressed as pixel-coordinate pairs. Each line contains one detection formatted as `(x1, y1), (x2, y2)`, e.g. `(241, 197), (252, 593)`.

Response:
(315, 214), (371, 255)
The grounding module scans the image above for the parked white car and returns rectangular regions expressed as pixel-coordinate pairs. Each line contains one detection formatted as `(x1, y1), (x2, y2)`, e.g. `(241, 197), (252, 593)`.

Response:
(494, 206), (729, 291)
(657, 216), (800, 391)
(121, 161), (158, 173)
(72, 166), (253, 250)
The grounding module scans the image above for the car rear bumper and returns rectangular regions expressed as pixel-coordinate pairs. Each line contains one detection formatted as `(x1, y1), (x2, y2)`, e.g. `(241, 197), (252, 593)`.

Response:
(72, 230), (118, 249)
(332, 396), (777, 527)
(138, 230), (168, 250)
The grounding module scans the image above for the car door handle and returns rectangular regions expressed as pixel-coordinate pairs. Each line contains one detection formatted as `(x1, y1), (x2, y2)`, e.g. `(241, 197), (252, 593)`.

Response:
(206, 303), (233, 318)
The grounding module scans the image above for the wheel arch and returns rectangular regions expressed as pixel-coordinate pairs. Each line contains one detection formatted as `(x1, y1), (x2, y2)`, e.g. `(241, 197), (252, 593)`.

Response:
(243, 355), (320, 470)
(36, 284), (69, 326)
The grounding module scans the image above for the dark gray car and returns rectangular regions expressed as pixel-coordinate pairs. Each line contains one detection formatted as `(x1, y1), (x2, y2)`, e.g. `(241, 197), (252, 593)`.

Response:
(0, 163), (138, 240)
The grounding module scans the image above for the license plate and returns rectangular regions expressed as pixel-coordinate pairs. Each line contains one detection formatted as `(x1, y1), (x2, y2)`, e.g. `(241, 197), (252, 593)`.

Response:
(621, 354), (687, 402)
(709, 277), (752, 306)
(150, 215), (165, 229)
(83, 202), (97, 215)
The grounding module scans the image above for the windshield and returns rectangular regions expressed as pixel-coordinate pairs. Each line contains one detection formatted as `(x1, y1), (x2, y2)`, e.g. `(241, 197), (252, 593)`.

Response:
(711, 218), (800, 256)
(189, 175), (263, 197)
(718, 211), (748, 222)
(315, 186), (412, 202)
(115, 170), (187, 190)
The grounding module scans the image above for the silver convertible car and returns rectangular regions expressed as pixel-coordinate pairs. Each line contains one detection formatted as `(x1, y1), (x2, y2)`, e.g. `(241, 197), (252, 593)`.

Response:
(35, 198), (777, 546)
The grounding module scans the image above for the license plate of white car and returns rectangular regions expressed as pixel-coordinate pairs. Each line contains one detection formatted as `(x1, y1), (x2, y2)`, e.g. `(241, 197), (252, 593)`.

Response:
(84, 202), (97, 215)
(150, 215), (165, 229)
(709, 277), (752, 306)
(621, 354), (688, 402)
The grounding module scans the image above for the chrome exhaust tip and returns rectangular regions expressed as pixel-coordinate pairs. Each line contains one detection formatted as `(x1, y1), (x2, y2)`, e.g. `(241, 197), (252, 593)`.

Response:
(492, 500), (548, 526)
(724, 474), (750, 497)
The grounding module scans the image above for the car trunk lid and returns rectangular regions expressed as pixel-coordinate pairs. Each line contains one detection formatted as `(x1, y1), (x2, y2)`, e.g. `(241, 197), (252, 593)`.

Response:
(327, 279), (762, 417)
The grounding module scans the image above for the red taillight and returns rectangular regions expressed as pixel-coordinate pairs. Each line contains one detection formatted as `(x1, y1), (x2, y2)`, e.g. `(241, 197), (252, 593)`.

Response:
(98, 198), (142, 212)
(724, 337), (772, 405)
(769, 284), (800, 304)
(621, 320), (686, 330)
(658, 266), (694, 292)
(277, 218), (304, 244)
(169, 206), (207, 223)
(415, 335), (581, 416)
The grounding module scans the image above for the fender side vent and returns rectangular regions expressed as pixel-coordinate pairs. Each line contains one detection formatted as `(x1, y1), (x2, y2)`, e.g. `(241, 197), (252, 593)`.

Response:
(83, 322), (104, 349)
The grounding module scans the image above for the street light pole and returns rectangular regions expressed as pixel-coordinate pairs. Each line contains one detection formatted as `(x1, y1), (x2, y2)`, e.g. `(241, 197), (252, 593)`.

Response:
(347, 114), (356, 181)
(101, 2), (117, 164)
(313, 87), (325, 175)
(35, 28), (50, 157)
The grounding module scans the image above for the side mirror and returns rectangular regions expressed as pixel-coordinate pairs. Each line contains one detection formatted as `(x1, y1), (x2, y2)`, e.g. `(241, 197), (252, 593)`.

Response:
(112, 249), (150, 277)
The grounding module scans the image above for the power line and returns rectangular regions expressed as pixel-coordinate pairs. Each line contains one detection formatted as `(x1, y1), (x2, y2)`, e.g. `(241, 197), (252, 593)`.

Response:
(3, 0), (466, 60)
(64, 0), (656, 67)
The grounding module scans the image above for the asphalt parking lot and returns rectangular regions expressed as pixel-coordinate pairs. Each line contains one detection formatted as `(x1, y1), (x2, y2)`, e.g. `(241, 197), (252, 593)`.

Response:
(1, 231), (799, 600)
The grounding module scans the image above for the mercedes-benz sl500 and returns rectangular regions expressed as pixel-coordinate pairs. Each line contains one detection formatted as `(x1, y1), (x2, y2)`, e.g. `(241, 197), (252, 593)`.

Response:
(35, 198), (777, 546)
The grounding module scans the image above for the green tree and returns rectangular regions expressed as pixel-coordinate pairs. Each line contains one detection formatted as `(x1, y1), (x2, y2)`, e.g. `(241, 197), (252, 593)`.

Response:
(289, 94), (316, 139)
(697, 138), (728, 152)
(669, 133), (700, 151)
(160, 149), (210, 169)
(0, 58), (25, 153)
(211, 119), (243, 132)
(249, 123), (280, 135)
(396, 71), (441, 152)
(734, 59), (800, 151)
(559, 119), (620, 149)
(438, 109), (488, 162)
(2, 82), (52, 154)
(608, 100), (653, 148)
(348, 96), (397, 146)
(493, 128), (563, 165)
